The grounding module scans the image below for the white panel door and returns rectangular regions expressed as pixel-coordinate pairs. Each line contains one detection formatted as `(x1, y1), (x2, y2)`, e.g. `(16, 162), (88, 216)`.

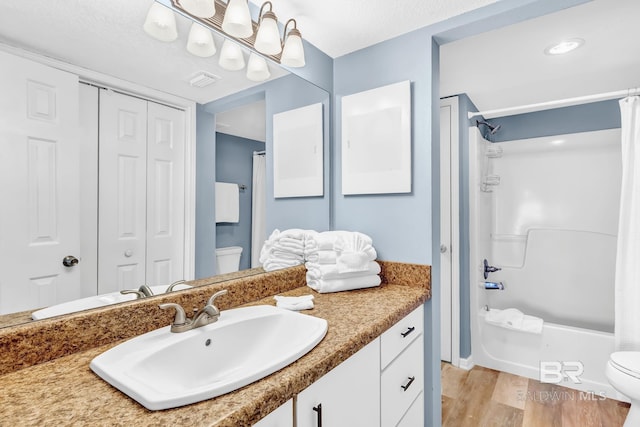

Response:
(0, 50), (81, 314)
(146, 102), (185, 286)
(98, 90), (147, 293)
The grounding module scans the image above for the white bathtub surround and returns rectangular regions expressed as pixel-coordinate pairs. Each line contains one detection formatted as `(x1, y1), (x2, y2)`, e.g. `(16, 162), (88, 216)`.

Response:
(214, 182), (239, 223)
(273, 295), (314, 311)
(615, 95), (640, 351)
(469, 127), (622, 398)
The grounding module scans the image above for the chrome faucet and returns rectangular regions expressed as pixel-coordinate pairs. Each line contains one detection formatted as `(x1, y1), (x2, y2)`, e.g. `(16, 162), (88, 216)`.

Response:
(159, 289), (228, 333)
(120, 284), (154, 299)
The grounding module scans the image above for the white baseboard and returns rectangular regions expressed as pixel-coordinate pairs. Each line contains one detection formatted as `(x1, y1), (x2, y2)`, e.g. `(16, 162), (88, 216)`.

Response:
(457, 356), (474, 371)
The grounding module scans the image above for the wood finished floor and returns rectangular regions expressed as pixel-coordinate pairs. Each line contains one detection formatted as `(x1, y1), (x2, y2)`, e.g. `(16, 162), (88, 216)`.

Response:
(441, 362), (631, 427)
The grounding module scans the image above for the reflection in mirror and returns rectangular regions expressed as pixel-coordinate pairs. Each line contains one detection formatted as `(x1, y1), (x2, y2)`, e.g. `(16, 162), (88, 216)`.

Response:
(0, 0), (329, 328)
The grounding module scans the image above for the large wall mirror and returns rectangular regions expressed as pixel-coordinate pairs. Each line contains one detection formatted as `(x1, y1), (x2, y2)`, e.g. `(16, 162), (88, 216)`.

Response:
(0, 0), (331, 328)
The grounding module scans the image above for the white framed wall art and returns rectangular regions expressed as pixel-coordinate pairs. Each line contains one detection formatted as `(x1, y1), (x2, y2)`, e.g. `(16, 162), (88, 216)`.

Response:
(341, 80), (411, 195)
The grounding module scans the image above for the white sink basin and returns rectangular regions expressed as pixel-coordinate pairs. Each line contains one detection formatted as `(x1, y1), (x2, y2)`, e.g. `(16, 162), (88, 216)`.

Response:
(90, 305), (328, 410)
(31, 284), (192, 320)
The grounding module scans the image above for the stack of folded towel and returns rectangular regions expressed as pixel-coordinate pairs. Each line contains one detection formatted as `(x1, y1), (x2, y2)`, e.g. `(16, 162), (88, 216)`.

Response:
(259, 228), (310, 272)
(305, 231), (380, 293)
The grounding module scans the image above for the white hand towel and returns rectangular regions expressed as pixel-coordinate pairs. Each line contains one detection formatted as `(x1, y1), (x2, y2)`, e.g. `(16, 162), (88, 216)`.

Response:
(306, 261), (381, 281)
(307, 274), (381, 294)
(215, 182), (239, 223)
(274, 295), (314, 311)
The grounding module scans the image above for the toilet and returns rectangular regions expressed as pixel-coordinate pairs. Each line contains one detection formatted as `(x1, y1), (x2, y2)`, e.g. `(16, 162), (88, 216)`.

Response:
(215, 246), (243, 274)
(606, 351), (640, 426)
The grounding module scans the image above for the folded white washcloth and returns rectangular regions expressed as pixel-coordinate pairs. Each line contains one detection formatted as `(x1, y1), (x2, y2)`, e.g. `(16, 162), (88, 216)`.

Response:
(274, 294), (314, 311)
(304, 250), (338, 264)
(333, 231), (374, 252)
(485, 308), (543, 334)
(306, 261), (381, 281)
(307, 274), (381, 294)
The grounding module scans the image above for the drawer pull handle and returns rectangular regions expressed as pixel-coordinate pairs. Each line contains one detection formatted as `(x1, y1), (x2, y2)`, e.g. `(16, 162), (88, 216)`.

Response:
(401, 326), (415, 338)
(313, 403), (322, 427)
(401, 376), (416, 391)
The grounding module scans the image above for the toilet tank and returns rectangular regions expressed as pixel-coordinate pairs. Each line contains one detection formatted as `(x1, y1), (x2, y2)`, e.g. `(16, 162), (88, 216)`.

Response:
(215, 246), (243, 274)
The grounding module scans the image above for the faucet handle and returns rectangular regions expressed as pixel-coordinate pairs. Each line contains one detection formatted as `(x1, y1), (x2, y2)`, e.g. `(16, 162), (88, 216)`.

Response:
(207, 289), (228, 307)
(120, 289), (145, 299)
(159, 303), (188, 326)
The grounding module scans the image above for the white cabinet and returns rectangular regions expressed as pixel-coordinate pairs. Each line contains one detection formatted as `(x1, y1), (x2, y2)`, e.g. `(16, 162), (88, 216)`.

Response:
(254, 399), (293, 427)
(296, 338), (381, 427)
(380, 305), (424, 427)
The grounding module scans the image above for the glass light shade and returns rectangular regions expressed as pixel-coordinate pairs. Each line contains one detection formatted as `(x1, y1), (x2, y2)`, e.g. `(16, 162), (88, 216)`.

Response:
(221, 0), (253, 39)
(143, 3), (178, 42)
(281, 30), (305, 67)
(254, 12), (281, 55)
(218, 39), (246, 71)
(180, 0), (216, 18)
(246, 53), (271, 82)
(187, 23), (217, 57)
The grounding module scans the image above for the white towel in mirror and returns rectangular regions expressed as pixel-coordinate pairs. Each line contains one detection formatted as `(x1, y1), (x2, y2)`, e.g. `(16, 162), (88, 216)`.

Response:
(215, 182), (239, 223)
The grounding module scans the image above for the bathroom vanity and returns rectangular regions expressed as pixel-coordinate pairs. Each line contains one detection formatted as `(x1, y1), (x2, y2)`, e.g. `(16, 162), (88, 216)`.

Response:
(0, 261), (430, 426)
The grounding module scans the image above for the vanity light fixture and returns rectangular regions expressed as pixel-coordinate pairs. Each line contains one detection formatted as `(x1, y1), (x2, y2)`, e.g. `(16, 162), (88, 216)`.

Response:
(246, 53), (271, 81)
(143, 3), (178, 42)
(221, 0), (253, 39)
(186, 22), (217, 57)
(281, 19), (305, 67)
(544, 38), (585, 55)
(254, 1), (281, 55)
(218, 39), (246, 71)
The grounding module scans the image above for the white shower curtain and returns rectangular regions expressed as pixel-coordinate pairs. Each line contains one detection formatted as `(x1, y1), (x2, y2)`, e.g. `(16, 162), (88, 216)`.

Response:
(251, 152), (267, 268)
(615, 96), (640, 351)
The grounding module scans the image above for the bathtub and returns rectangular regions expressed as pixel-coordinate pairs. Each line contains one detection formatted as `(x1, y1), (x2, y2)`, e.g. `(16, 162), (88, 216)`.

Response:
(468, 127), (623, 400)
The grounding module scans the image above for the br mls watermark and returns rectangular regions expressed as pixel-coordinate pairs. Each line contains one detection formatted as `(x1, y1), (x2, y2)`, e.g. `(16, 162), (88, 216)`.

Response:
(536, 360), (607, 401)
(540, 361), (584, 384)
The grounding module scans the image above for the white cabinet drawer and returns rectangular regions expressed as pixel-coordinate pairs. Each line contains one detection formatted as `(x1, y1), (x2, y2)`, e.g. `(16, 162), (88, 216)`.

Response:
(381, 305), (423, 369)
(397, 391), (423, 427)
(381, 334), (424, 427)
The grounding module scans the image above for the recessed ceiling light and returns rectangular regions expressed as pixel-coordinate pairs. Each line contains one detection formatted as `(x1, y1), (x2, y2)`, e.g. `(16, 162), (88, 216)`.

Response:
(544, 38), (585, 55)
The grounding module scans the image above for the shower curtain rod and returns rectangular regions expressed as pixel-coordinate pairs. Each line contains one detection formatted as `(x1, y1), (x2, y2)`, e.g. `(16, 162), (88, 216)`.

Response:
(468, 87), (640, 119)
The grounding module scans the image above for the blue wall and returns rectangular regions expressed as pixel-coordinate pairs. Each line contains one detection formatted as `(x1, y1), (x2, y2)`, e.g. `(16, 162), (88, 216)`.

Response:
(215, 133), (264, 271)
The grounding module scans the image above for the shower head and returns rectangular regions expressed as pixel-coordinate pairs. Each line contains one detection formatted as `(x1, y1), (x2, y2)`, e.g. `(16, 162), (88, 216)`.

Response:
(476, 120), (501, 135)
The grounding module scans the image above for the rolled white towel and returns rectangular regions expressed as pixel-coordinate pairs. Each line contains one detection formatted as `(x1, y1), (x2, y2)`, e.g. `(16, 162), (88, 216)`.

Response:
(306, 261), (380, 281)
(274, 294), (314, 311)
(307, 274), (381, 294)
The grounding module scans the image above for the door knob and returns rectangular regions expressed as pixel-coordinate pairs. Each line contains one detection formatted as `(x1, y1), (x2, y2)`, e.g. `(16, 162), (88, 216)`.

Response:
(440, 244), (448, 253)
(62, 255), (79, 267)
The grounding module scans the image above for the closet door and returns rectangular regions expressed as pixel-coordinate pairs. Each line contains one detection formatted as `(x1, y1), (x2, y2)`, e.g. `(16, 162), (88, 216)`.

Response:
(0, 51), (81, 314)
(98, 90), (147, 293)
(146, 102), (185, 285)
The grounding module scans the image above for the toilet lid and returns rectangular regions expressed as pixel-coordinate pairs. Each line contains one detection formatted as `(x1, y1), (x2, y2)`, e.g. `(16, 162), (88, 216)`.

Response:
(610, 351), (640, 379)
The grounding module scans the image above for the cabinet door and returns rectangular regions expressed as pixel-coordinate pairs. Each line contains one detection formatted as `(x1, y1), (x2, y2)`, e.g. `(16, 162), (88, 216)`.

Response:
(297, 338), (380, 427)
(253, 399), (293, 427)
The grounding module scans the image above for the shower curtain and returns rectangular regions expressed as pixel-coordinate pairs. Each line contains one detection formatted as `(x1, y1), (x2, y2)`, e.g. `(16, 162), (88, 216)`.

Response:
(615, 96), (640, 351)
(251, 152), (267, 268)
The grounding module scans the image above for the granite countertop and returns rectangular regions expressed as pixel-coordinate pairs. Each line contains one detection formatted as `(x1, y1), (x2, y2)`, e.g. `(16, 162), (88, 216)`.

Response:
(0, 262), (430, 426)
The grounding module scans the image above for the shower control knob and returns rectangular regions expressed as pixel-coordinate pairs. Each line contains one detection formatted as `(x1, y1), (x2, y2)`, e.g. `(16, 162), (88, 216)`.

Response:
(483, 259), (501, 279)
